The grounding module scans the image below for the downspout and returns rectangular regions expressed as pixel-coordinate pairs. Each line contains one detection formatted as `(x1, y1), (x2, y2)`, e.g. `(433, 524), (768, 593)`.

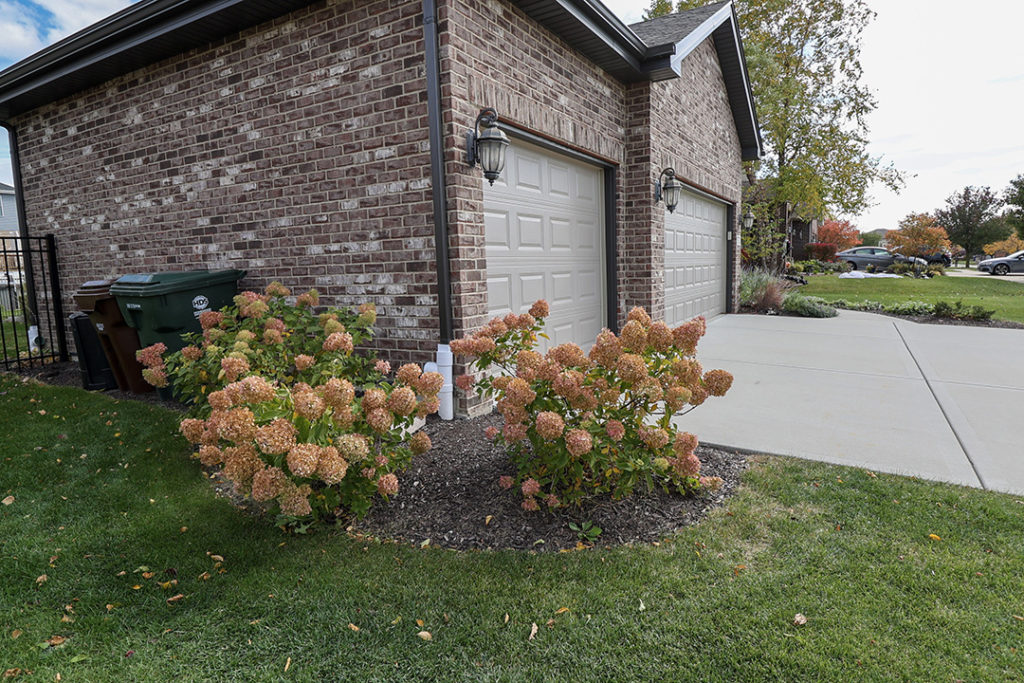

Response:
(1, 121), (43, 349)
(422, 0), (454, 419)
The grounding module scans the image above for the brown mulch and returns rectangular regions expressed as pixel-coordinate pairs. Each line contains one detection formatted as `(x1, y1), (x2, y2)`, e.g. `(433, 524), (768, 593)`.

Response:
(356, 414), (746, 552)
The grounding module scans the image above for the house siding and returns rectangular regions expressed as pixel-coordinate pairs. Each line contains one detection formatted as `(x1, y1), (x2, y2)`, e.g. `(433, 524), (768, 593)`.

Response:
(0, 192), (18, 232)
(11, 0), (440, 362)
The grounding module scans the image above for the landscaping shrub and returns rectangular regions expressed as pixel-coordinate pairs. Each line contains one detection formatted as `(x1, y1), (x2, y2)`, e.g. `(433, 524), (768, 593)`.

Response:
(933, 300), (995, 320)
(883, 301), (934, 316)
(451, 302), (730, 508)
(137, 283), (379, 416)
(927, 264), (946, 277)
(740, 268), (788, 311)
(884, 262), (914, 275)
(781, 293), (838, 318)
(805, 243), (838, 262)
(788, 260), (850, 275)
(138, 282), (442, 527)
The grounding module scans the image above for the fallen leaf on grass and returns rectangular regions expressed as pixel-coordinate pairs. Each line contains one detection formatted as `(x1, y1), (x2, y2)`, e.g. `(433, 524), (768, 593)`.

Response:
(35, 575), (47, 586)
(348, 623), (359, 632)
(734, 565), (747, 576)
(528, 623), (538, 641)
(545, 619), (555, 628)
(555, 607), (570, 615)
(390, 616), (401, 625)
(141, 572), (155, 580)
(197, 572), (210, 581)
(10, 630), (22, 640)
(416, 618), (424, 627)
(1013, 615), (1024, 622)
(284, 657), (291, 672)
(210, 555), (224, 563)
(928, 534), (942, 541)
(639, 599), (645, 612)
(60, 616), (73, 624)
(417, 631), (432, 641)
(793, 613), (807, 626)
(105, 604), (116, 612)
(3, 669), (26, 679)
(503, 614), (509, 624)
(1, 495), (13, 506)
(166, 594), (184, 604)
(45, 635), (66, 647)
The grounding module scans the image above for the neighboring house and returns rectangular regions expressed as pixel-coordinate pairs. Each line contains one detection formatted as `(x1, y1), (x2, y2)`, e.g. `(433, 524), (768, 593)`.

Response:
(0, 0), (761, 403)
(0, 182), (18, 233)
(791, 217), (818, 260)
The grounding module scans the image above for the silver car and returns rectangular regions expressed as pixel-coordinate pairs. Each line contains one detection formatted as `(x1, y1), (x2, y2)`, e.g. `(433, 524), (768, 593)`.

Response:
(978, 250), (1024, 275)
(836, 247), (926, 270)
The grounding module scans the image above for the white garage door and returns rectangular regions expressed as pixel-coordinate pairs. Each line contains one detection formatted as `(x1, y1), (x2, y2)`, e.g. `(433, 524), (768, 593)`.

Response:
(664, 188), (728, 326)
(484, 139), (605, 349)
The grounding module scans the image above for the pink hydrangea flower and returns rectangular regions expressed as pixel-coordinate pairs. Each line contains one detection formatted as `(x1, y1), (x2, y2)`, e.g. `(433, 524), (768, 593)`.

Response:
(521, 478), (541, 497)
(498, 475), (514, 490)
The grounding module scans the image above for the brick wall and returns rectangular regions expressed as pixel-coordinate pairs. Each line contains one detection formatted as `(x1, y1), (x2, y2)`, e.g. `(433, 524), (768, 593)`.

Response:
(12, 0), (441, 364)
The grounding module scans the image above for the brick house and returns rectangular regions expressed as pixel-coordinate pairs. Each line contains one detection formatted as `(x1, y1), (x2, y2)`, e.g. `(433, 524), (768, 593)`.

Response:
(0, 0), (760, 401)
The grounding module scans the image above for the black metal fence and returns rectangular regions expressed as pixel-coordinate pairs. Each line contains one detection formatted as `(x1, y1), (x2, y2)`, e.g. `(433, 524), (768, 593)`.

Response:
(0, 234), (69, 371)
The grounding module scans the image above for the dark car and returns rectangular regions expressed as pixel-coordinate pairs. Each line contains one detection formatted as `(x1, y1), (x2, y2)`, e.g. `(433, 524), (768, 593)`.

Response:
(978, 250), (1024, 275)
(836, 247), (927, 271)
(917, 250), (952, 266)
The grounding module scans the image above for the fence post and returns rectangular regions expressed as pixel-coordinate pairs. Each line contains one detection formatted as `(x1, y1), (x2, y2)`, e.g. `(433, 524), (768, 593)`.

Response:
(45, 234), (69, 362)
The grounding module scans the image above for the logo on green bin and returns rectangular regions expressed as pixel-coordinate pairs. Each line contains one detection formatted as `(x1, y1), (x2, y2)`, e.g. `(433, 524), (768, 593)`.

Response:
(192, 294), (210, 318)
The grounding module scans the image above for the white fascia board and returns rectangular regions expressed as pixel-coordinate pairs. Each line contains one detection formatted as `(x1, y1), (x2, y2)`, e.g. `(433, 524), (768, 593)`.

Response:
(668, 1), (734, 74)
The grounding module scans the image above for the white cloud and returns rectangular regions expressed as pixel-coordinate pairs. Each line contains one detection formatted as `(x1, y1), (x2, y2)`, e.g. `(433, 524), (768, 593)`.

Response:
(0, 2), (47, 62)
(34, 0), (135, 45)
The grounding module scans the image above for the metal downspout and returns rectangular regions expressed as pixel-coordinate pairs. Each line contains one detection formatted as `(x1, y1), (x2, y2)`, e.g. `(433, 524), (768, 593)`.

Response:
(422, 0), (454, 344)
(1, 122), (42, 332)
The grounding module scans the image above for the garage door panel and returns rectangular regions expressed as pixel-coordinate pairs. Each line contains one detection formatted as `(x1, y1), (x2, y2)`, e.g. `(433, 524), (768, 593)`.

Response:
(485, 139), (605, 351)
(664, 188), (728, 326)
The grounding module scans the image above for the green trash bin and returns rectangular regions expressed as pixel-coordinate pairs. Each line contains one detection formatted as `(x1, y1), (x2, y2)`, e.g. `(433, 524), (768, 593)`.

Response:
(110, 269), (246, 353)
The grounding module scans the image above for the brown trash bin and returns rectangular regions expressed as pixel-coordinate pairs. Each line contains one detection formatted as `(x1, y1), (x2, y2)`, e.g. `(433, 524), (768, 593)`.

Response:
(73, 280), (153, 394)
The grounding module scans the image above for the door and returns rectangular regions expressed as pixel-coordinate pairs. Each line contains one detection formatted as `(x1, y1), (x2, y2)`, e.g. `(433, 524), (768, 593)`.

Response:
(663, 188), (728, 325)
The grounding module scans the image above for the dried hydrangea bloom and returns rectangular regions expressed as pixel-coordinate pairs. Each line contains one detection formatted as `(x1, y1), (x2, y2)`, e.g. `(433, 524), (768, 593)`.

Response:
(322, 332), (354, 354)
(518, 367), (537, 382)
(636, 378), (664, 404)
(319, 312), (338, 327)
(278, 482), (313, 516)
(141, 368), (168, 388)
(262, 329), (283, 345)
(336, 433), (370, 460)
(674, 453), (701, 478)
(521, 498), (539, 512)
(536, 360), (561, 382)
(264, 317), (286, 333)
(416, 396), (440, 419)
(251, 466), (287, 501)
(181, 345), (203, 361)
(235, 330), (255, 343)
(388, 387), (418, 417)
(239, 300), (270, 318)
(199, 422), (220, 446)
(323, 318), (345, 335)
(332, 406), (356, 429)
(222, 444), (264, 489)
(199, 310), (223, 330)
(605, 419), (626, 441)
(295, 289), (319, 308)
(218, 407), (257, 443)
(619, 319), (648, 352)
(689, 385), (709, 406)
(665, 386), (693, 413)
(361, 467), (377, 480)
(498, 475), (513, 489)
(529, 299), (550, 319)
(481, 317), (508, 337)
(599, 388), (621, 406)
(552, 371), (583, 399)
(362, 388), (387, 411)
(180, 418), (205, 444)
(616, 354), (648, 384)
(699, 475), (723, 492)
(207, 389), (232, 411)
(639, 426), (670, 450)
(255, 418), (297, 455)
(366, 408), (394, 433)
(454, 374), (475, 392)
(357, 302), (377, 327)
(294, 354), (315, 371)
(196, 445), (223, 467)
(415, 371), (444, 397)
(264, 281), (291, 298)
(535, 411), (565, 440)
(316, 446), (348, 485)
(286, 443), (321, 478)
(589, 329), (622, 369)
(409, 431), (431, 455)
(544, 494), (560, 509)
(647, 321), (674, 353)
(504, 377), (537, 407)
(627, 306), (652, 327)
(292, 388), (326, 421)
(673, 431), (699, 457)
(236, 375), (276, 404)
(570, 388), (598, 411)
(374, 454), (389, 468)
(565, 429), (593, 457)
(703, 369), (733, 397)
(502, 422), (528, 442)
(671, 358), (702, 386)
(484, 426), (500, 441)
(395, 363), (422, 385)
(221, 356), (250, 383)
(375, 359), (391, 375)
(547, 343), (587, 368)
(672, 317), (706, 353)
(516, 350), (543, 371)
(377, 472), (399, 496)
(521, 478), (541, 497)
(321, 378), (355, 410)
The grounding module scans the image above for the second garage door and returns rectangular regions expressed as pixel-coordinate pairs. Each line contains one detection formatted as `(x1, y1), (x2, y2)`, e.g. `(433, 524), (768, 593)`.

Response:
(483, 139), (605, 349)
(663, 188), (728, 326)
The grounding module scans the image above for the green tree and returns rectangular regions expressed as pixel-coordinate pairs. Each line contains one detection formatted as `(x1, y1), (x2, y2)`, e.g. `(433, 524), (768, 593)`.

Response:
(645, 0), (904, 217)
(858, 230), (883, 246)
(935, 187), (1010, 265)
(642, 0), (675, 20)
(1004, 174), (1024, 238)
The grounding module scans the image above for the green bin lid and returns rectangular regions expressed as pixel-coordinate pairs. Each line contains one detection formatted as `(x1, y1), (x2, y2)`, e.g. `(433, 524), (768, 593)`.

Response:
(110, 269), (246, 297)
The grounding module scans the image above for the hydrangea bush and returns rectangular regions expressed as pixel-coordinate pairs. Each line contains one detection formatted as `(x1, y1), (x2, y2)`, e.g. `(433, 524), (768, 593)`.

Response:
(138, 282), (443, 526)
(451, 301), (733, 510)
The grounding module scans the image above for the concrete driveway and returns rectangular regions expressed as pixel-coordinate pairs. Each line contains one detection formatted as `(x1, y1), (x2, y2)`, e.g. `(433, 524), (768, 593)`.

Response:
(680, 311), (1024, 495)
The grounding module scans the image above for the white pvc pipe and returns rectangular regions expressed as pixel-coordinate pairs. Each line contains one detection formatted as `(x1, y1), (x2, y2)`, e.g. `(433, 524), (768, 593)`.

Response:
(436, 342), (454, 420)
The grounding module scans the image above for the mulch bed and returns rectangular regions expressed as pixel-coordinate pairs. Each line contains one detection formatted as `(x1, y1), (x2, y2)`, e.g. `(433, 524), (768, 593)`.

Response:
(356, 414), (746, 552)
(13, 363), (748, 552)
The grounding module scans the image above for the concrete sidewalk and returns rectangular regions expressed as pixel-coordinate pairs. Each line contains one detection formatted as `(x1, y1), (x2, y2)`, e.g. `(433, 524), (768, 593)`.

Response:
(678, 311), (1024, 495)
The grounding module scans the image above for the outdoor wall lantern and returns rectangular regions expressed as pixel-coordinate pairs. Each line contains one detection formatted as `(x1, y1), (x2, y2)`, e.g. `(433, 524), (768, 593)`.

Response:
(466, 107), (510, 185)
(655, 168), (682, 213)
(742, 209), (755, 230)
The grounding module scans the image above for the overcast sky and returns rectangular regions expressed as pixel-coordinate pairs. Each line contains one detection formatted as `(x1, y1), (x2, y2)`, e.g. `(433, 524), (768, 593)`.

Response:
(2, 0), (1023, 233)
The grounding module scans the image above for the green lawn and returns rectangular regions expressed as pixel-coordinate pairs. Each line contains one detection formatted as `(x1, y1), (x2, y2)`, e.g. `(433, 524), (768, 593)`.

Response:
(801, 274), (1024, 323)
(2, 376), (1024, 680)
(1, 317), (28, 360)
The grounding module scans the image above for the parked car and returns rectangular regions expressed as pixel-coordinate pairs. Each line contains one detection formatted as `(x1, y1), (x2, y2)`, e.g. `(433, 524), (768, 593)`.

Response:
(917, 250), (952, 266)
(977, 250), (1024, 275)
(835, 247), (927, 271)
